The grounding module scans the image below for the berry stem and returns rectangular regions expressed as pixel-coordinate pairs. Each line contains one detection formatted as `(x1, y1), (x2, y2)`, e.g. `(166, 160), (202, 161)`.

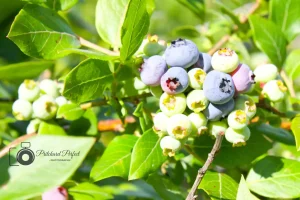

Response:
(186, 134), (223, 200)
(280, 70), (296, 98)
(79, 37), (120, 56)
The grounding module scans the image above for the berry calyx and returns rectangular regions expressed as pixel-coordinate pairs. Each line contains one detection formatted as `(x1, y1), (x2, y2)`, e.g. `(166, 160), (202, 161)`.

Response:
(188, 68), (206, 89)
(225, 127), (251, 147)
(160, 136), (181, 157)
(159, 92), (186, 116)
(167, 114), (193, 139)
(186, 90), (209, 112)
(211, 48), (239, 73)
(227, 110), (249, 130)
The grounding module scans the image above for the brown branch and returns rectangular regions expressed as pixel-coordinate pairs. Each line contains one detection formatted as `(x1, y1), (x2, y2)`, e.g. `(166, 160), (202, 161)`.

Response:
(240, 0), (261, 23)
(256, 99), (287, 118)
(186, 134), (224, 200)
(280, 70), (296, 98)
(0, 133), (37, 158)
(207, 35), (231, 56)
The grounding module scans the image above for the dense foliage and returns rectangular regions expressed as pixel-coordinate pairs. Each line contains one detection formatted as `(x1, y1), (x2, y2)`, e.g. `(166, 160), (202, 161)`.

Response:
(0, 0), (300, 199)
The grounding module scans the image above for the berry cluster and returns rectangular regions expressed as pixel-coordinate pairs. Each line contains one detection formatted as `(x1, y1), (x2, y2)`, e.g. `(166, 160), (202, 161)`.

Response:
(12, 79), (68, 134)
(139, 38), (286, 157)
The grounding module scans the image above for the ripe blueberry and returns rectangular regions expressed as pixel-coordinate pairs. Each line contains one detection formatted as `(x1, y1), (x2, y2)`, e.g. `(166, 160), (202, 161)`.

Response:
(12, 99), (33, 120)
(254, 64), (278, 83)
(203, 70), (235, 104)
(193, 52), (212, 73)
(262, 80), (287, 102)
(167, 114), (193, 139)
(188, 68), (206, 89)
(18, 79), (40, 102)
(204, 99), (235, 121)
(211, 48), (239, 73)
(186, 90), (209, 112)
(140, 55), (167, 86)
(231, 63), (255, 94)
(160, 136), (181, 157)
(164, 38), (199, 68)
(159, 92), (186, 116)
(160, 67), (189, 94)
(225, 127), (251, 147)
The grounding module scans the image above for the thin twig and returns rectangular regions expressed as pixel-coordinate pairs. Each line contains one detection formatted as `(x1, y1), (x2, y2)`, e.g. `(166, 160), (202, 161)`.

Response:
(79, 37), (120, 56)
(256, 99), (287, 118)
(0, 133), (37, 158)
(186, 134), (224, 200)
(240, 0), (261, 23)
(207, 35), (231, 56)
(0, 98), (15, 103)
(280, 70), (296, 98)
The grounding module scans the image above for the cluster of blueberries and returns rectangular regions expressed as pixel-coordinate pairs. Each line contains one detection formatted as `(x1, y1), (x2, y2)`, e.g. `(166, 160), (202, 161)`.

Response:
(12, 79), (69, 134)
(139, 38), (286, 157)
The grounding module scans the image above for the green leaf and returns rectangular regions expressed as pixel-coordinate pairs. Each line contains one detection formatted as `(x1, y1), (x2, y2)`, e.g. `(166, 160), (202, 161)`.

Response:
(284, 49), (300, 79)
(147, 174), (185, 200)
(90, 135), (138, 181)
(0, 61), (53, 81)
(0, 135), (95, 200)
(95, 0), (130, 48)
(120, 0), (151, 62)
(69, 182), (113, 200)
(237, 175), (254, 200)
(46, 0), (79, 11)
(249, 15), (287, 67)
(199, 171), (238, 200)
(63, 49), (119, 61)
(250, 123), (295, 145)
(69, 109), (98, 136)
(7, 4), (80, 60)
(129, 129), (167, 180)
(38, 121), (67, 135)
(191, 130), (272, 168)
(246, 156), (300, 198)
(57, 103), (85, 121)
(63, 59), (113, 103)
(176, 0), (204, 20)
(270, 0), (300, 41)
(291, 115), (300, 151)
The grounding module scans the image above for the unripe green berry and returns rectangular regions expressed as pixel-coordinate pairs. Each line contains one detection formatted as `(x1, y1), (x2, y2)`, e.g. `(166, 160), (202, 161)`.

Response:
(228, 110), (249, 130)
(159, 92), (186, 116)
(18, 79), (40, 102)
(55, 96), (68, 107)
(188, 112), (207, 135)
(160, 136), (181, 157)
(262, 80), (287, 102)
(12, 99), (33, 120)
(167, 114), (193, 139)
(186, 90), (209, 113)
(211, 48), (239, 73)
(134, 77), (147, 90)
(234, 95), (257, 119)
(26, 119), (41, 134)
(40, 79), (59, 98)
(33, 95), (58, 120)
(225, 127), (251, 147)
(150, 85), (163, 98)
(254, 64), (278, 83)
(153, 112), (169, 133)
(188, 68), (206, 89)
(208, 121), (228, 138)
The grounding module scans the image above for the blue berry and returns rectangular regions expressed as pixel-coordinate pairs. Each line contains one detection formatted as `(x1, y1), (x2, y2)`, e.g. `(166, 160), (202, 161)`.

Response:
(161, 67), (189, 94)
(231, 64), (255, 94)
(140, 55), (167, 86)
(204, 98), (235, 121)
(164, 38), (199, 68)
(193, 52), (212, 72)
(203, 70), (235, 104)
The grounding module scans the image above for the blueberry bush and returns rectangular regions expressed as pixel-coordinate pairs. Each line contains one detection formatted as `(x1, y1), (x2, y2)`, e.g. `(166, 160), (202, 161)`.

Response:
(0, 0), (300, 199)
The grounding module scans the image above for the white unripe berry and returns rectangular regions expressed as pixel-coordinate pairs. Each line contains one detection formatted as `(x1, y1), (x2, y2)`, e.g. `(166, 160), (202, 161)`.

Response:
(26, 119), (41, 134)
(225, 127), (251, 147)
(153, 112), (169, 132)
(40, 79), (59, 98)
(33, 95), (58, 120)
(18, 80), (40, 102)
(12, 99), (33, 120)
(160, 136), (181, 157)
(55, 96), (68, 107)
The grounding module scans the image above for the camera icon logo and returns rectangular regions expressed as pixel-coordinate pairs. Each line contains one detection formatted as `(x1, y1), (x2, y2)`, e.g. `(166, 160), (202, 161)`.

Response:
(9, 142), (35, 166)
